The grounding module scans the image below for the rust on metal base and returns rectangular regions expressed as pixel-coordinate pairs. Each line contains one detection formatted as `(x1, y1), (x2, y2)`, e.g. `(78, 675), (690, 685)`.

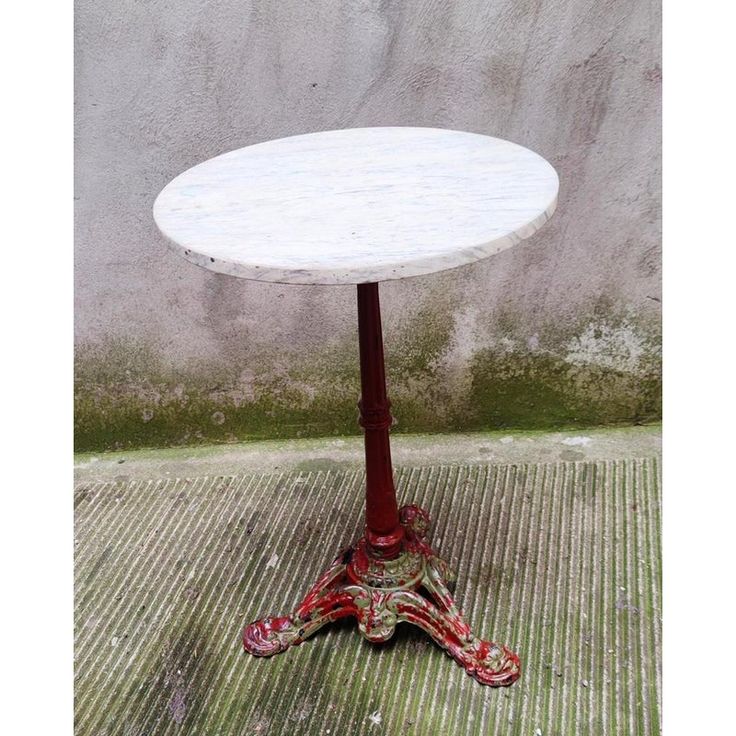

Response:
(243, 504), (520, 687)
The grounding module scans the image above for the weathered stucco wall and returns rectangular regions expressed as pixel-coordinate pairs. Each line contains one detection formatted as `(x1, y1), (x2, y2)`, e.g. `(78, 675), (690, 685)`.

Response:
(74, 0), (661, 452)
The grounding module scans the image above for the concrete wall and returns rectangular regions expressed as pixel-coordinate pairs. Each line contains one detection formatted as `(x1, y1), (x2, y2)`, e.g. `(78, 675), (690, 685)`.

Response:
(74, 0), (661, 452)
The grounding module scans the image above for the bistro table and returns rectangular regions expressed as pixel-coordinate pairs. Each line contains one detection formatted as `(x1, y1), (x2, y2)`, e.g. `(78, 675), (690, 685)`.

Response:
(153, 126), (558, 686)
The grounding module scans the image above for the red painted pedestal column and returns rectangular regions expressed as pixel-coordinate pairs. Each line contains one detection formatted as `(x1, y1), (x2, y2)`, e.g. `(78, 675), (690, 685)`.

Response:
(357, 283), (404, 559)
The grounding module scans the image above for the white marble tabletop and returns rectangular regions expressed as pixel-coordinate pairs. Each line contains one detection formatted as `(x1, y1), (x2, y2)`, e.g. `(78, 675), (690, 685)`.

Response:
(153, 127), (558, 285)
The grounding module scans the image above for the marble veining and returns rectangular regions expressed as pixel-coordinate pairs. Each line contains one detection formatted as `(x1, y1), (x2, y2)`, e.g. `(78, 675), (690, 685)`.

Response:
(153, 127), (559, 285)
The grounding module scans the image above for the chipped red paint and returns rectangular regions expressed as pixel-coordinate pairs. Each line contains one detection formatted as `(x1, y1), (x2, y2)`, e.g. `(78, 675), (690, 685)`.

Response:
(242, 283), (521, 687)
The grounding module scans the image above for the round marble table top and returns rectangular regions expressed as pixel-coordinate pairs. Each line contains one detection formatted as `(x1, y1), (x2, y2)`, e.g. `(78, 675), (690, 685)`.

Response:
(153, 127), (558, 285)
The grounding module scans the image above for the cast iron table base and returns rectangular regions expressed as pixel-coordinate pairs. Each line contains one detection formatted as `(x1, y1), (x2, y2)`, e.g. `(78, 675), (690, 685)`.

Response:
(243, 503), (520, 686)
(242, 283), (521, 687)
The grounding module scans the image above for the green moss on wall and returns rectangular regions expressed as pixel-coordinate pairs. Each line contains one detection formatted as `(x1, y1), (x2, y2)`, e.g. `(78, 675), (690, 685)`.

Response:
(74, 336), (362, 451)
(75, 304), (661, 453)
(459, 350), (660, 430)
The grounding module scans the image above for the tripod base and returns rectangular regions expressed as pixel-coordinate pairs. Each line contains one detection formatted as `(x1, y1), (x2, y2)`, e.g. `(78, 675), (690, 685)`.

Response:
(243, 504), (520, 687)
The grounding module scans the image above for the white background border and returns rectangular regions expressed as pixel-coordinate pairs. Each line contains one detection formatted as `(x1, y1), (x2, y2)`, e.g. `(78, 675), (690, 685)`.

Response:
(3, 1), (74, 732)
(663, 1), (736, 732)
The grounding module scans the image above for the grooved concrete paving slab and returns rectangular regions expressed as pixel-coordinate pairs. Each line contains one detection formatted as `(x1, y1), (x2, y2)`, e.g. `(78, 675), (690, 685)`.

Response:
(74, 458), (661, 735)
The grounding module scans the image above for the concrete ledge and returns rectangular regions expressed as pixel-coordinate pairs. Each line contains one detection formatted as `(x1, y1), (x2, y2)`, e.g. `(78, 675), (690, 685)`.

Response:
(75, 424), (661, 483)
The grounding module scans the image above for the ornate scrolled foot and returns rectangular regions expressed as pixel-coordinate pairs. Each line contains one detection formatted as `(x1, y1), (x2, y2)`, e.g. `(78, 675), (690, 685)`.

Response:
(243, 616), (299, 656)
(387, 588), (521, 687)
(460, 639), (521, 686)
(243, 588), (360, 656)
(243, 553), (355, 657)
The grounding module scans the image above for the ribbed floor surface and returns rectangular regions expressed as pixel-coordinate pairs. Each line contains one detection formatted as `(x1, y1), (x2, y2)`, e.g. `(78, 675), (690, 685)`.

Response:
(74, 459), (661, 735)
